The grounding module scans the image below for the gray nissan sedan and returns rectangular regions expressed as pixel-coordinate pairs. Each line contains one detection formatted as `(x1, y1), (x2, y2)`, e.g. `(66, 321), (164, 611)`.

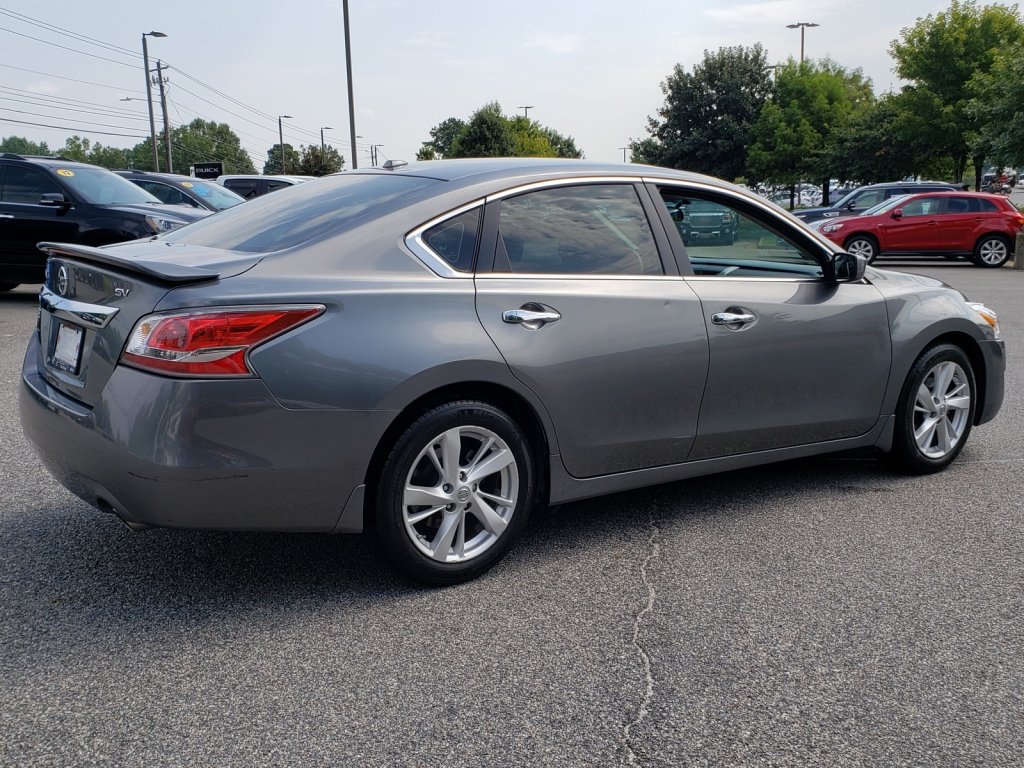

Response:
(19, 159), (1005, 584)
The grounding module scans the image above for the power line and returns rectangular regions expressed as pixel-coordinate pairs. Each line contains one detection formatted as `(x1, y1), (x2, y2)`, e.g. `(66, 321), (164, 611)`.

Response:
(0, 96), (150, 123)
(0, 106), (144, 131)
(0, 24), (137, 68)
(0, 116), (145, 138)
(0, 61), (144, 94)
(0, 6), (141, 59)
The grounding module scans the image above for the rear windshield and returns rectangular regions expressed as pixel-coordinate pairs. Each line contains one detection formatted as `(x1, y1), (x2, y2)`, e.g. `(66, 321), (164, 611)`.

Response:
(162, 174), (438, 252)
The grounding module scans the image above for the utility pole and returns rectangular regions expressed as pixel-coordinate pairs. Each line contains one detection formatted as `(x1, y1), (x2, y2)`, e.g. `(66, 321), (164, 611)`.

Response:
(141, 31), (166, 171)
(155, 60), (173, 173)
(343, 0), (357, 170)
(371, 144), (383, 166)
(278, 115), (292, 174)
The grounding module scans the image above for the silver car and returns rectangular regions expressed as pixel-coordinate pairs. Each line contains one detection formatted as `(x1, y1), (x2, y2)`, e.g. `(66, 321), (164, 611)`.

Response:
(19, 159), (1005, 584)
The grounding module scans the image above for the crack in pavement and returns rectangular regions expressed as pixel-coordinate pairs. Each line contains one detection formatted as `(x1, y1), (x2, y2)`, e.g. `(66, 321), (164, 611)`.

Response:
(622, 498), (662, 767)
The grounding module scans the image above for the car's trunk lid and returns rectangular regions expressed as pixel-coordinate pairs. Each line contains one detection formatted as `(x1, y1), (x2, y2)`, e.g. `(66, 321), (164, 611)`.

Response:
(34, 241), (262, 407)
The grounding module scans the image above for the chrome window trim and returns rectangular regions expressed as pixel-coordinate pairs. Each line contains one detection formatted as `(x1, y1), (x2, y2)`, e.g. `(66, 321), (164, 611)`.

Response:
(475, 273), (681, 281)
(684, 275), (820, 283)
(484, 175), (642, 202)
(405, 199), (485, 279)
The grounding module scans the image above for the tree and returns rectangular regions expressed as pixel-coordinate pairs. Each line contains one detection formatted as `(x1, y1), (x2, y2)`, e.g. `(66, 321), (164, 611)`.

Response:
(416, 117), (466, 160)
(123, 119), (255, 173)
(449, 102), (515, 158)
(632, 44), (772, 181)
(263, 143), (301, 175)
(970, 38), (1024, 165)
(297, 144), (345, 176)
(890, 0), (1024, 186)
(0, 135), (51, 155)
(747, 59), (874, 205)
(417, 103), (584, 160)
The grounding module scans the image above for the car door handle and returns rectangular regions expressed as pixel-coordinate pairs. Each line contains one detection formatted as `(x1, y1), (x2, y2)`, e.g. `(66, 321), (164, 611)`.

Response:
(502, 306), (561, 329)
(712, 310), (757, 326)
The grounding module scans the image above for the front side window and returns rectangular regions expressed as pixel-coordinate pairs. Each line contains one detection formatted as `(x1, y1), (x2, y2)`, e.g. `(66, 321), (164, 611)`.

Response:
(1, 165), (62, 203)
(140, 182), (194, 207)
(899, 197), (940, 217)
(495, 184), (662, 276)
(851, 190), (885, 209)
(660, 187), (822, 278)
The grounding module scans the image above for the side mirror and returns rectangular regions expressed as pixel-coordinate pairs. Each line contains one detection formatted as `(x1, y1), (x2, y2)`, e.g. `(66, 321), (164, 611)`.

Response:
(846, 201), (856, 210)
(39, 193), (69, 207)
(831, 251), (867, 282)
(891, 209), (903, 220)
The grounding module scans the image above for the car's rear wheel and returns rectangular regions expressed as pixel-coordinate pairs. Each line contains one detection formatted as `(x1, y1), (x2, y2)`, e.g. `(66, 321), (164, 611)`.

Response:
(972, 234), (1010, 268)
(0, 281), (18, 292)
(375, 401), (534, 585)
(844, 235), (878, 264)
(888, 344), (976, 474)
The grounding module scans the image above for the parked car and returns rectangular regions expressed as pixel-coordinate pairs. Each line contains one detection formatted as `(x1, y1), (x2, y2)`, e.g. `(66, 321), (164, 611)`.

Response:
(816, 191), (1024, 267)
(20, 159), (1004, 584)
(0, 153), (209, 291)
(793, 181), (962, 224)
(116, 171), (245, 211)
(216, 174), (314, 199)
(667, 198), (737, 244)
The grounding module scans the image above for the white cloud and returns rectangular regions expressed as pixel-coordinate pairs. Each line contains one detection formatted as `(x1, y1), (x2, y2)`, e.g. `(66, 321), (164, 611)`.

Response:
(527, 34), (581, 54)
(25, 80), (59, 95)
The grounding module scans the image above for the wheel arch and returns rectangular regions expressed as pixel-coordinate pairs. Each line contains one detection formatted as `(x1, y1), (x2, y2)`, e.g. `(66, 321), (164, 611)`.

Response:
(362, 381), (554, 528)
(843, 231), (878, 249)
(899, 330), (989, 426)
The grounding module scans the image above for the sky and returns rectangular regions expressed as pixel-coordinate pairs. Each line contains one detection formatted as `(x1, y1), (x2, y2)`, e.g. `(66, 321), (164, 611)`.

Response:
(0, 0), (973, 170)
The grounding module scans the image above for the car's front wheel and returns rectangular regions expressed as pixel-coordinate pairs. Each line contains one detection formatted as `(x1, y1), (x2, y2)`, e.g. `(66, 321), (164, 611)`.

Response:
(889, 344), (976, 474)
(375, 401), (534, 585)
(844, 235), (878, 264)
(973, 234), (1010, 268)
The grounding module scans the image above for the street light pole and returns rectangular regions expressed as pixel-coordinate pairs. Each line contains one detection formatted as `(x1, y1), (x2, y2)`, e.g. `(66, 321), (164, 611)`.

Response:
(518, 105), (534, 119)
(278, 115), (292, 174)
(320, 126), (333, 152)
(141, 31), (166, 172)
(343, 0), (358, 170)
(786, 22), (819, 64)
(619, 146), (629, 163)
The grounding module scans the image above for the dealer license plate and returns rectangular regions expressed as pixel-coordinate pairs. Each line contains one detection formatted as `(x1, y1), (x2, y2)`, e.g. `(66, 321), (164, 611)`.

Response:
(52, 322), (83, 374)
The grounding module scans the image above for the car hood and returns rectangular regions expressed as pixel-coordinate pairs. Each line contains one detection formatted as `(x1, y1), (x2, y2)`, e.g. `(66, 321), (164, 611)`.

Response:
(792, 205), (844, 219)
(97, 202), (211, 223)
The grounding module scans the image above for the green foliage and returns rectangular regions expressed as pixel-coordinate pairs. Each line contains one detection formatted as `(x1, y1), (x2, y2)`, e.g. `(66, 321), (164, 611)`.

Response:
(263, 143), (301, 175)
(890, 0), (1024, 182)
(970, 39), (1024, 164)
(123, 119), (255, 174)
(418, 103), (583, 160)
(297, 144), (345, 176)
(0, 135), (51, 155)
(748, 59), (874, 195)
(633, 44), (772, 180)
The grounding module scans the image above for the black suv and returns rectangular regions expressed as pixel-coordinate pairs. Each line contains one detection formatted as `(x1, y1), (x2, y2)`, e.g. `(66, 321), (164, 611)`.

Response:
(793, 181), (964, 224)
(0, 154), (209, 291)
(115, 170), (245, 212)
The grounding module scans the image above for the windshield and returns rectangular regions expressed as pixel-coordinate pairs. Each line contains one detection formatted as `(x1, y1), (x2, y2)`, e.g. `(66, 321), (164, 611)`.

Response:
(862, 195), (911, 216)
(181, 181), (244, 210)
(61, 167), (162, 205)
(162, 173), (439, 252)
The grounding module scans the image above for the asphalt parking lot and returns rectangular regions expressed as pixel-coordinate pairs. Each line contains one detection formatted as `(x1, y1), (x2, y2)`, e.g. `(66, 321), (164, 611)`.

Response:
(1, 262), (1022, 767)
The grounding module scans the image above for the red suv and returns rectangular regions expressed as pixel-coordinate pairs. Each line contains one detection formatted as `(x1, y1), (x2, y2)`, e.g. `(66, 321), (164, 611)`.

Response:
(816, 192), (1024, 268)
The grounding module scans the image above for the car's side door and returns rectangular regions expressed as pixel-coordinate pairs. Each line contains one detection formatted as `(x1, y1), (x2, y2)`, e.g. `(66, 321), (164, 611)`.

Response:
(0, 163), (79, 272)
(651, 183), (891, 460)
(879, 195), (943, 252)
(474, 181), (710, 478)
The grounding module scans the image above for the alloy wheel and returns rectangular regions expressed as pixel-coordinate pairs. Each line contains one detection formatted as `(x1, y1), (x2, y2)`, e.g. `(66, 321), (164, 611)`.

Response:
(913, 361), (971, 459)
(976, 238), (1008, 267)
(401, 425), (519, 563)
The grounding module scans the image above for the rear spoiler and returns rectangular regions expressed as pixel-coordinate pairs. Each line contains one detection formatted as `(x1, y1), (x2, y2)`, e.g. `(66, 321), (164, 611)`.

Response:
(38, 242), (222, 284)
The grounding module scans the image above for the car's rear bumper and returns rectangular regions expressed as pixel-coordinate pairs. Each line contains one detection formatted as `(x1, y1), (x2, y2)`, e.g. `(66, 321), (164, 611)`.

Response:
(977, 338), (1005, 425)
(19, 332), (393, 533)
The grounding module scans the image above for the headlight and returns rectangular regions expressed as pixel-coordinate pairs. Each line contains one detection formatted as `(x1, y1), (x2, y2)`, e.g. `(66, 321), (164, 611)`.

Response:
(145, 215), (185, 234)
(821, 222), (845, 233)
(968, 302), (1000, 338)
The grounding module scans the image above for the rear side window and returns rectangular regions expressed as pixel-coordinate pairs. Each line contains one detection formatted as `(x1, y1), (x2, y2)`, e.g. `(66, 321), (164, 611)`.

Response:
(423, 208), (480, 272)
(163, 174), (438, 252)
(495, 184), (662, 275)
(977, 198), (1000, 213)
(266, 180), (293, 192)
(1, 165), (61, 203)
(224, 179), (259, 199)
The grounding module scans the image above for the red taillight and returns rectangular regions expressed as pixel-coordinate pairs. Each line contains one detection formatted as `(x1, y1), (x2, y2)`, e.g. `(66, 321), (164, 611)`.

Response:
(121, 305), (324, 377)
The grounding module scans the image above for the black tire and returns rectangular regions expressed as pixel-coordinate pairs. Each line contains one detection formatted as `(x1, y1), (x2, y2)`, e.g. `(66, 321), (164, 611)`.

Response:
(0, 281), (18, 292)
(844, 234), (878, 264)
(888, 344), (976, 474)
(374, 401), (534, 585)
(972, 234), (1010, 268)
